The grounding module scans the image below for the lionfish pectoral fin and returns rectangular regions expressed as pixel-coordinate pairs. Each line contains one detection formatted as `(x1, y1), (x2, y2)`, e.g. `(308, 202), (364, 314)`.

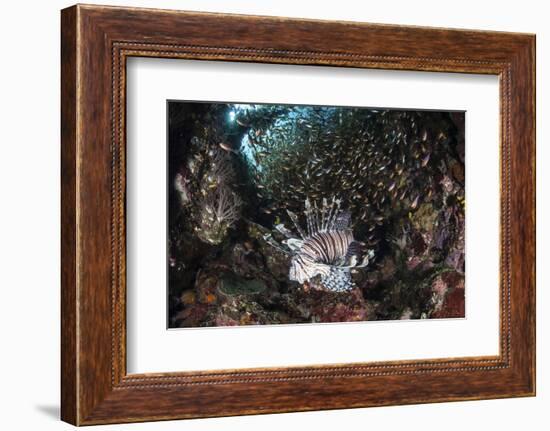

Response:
(321, 267), (353, 292)
(275, 223), (295, 239)
(262, 233), (291, 255)
(285, 238), (304, 252)
(343, 240), (362, 266)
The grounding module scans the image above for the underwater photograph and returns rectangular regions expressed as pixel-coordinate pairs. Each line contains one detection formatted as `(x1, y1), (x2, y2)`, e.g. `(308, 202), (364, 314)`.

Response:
(167, 101), (465, 328)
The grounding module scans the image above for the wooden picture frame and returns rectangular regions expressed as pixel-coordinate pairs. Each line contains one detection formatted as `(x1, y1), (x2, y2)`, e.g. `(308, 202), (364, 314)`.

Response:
(61, 4), (535, 425)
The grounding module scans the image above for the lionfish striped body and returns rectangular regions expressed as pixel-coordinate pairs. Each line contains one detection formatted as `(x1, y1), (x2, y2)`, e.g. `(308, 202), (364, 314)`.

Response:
(271, 197), (372, 292)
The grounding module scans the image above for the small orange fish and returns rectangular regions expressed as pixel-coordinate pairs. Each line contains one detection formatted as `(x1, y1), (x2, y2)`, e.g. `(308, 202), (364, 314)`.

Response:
(410, 195), (420, 210)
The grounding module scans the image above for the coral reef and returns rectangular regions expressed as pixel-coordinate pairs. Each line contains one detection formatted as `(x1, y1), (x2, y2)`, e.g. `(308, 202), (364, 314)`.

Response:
(172, 132), (242, 245)
(167, 102), (465, 327)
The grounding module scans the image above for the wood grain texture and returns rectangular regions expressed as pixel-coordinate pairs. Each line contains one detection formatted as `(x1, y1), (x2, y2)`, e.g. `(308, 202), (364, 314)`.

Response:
(60, 4), (536, 425)
(60, 5), (78, 425)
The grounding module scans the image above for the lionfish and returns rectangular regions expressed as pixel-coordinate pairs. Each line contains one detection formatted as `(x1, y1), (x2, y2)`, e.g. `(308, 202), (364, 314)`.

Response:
(265, 197), (373, 292)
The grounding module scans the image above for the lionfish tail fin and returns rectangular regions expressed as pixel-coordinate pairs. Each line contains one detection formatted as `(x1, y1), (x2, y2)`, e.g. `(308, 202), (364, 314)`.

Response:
(343, 240), (363, 266)
(334, 211), (352, 231)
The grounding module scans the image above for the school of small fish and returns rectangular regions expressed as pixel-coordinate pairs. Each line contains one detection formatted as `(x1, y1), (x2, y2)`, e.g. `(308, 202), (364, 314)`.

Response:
(235, 105), (460, 250)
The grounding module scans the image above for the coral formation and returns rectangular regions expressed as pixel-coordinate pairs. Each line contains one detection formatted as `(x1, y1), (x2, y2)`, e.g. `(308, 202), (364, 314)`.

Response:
(195, 178), (241, 245)
(167, 102), (465, 327)
(172, 133), (242, 245)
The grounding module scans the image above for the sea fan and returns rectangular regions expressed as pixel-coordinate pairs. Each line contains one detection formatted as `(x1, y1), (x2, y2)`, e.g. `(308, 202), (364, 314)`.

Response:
(195, 184), (242, 245)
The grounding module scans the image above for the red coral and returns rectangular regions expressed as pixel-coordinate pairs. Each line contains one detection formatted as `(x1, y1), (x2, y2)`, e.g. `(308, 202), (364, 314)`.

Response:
(432, 287), (465, 318)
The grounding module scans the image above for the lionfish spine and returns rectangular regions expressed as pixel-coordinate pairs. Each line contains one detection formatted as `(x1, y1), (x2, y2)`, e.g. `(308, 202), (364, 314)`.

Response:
(304, 198), (315, 236)
(287, 209), (307, 239)
(325, 197), (341, 231)
(313, 200), (321, 234)
(321, 198), (328, 231)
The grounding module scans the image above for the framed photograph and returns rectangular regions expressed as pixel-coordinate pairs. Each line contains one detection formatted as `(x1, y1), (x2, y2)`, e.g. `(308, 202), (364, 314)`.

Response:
(61, 4), (535, 425)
